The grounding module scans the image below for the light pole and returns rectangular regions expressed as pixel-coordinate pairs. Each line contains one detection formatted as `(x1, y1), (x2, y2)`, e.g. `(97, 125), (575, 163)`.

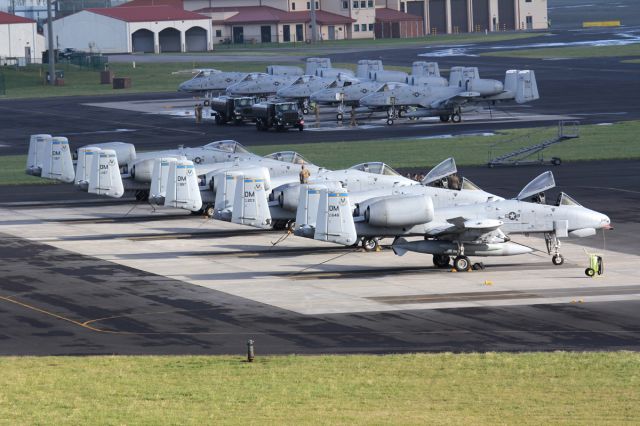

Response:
(47, 0), (55, 85)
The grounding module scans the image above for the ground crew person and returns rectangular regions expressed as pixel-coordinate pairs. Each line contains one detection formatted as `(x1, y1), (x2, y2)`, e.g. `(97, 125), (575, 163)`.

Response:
(195, 104), (203, 123)
(299, 164), (311, 184)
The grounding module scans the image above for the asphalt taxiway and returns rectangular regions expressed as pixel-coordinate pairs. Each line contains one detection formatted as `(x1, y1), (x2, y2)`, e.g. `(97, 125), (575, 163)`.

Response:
(1, 160), (639, 355)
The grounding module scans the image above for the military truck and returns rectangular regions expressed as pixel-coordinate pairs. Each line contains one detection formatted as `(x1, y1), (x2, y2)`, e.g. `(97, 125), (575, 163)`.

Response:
(253, 101), (304, 131)
(210, 96), (257, 125)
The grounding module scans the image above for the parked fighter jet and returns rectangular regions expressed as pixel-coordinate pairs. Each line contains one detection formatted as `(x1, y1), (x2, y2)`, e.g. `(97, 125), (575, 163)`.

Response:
(309, 60), (412, 120)
(276, 74), (356, 114)
(310, 170), (610, 270)
(178, 58), (334, 96)
(361, 68), (540, 124)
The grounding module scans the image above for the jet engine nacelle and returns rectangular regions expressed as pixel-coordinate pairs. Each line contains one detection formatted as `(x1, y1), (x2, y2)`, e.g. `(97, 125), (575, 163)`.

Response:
(25, 133), (52, 176)
(277, 183), (301, 212)
(466, 79), (504, 96)
(370, 70), (409, 83)
(363, 195), (434, 227)
(406, 76), (448, 87)
(130, 158), (155, 182)
(267, 65), (303, 76)
(85, 142), (136, 169)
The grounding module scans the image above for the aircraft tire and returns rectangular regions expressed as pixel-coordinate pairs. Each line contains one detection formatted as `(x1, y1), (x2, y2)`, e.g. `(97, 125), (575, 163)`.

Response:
(439, 115), (450, 123)
(336, 113), (343, 122)
(204, 205), (215, 218)
(585, 268), (595, 277)
(453, 255), (470, 272)
(551, 157), (562, 166)
(433, 254), (450, 268)
(451, 113), (462, 123)
(302, 108), (309, 115)
(552, 254), (564, 266)
(362, 238), (379, 252)
(386, 118), (394, 126)
(398, 110), (405, 118)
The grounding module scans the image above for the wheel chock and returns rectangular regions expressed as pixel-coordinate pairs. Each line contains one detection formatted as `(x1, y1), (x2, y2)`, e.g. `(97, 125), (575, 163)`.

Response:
(483, 280), (493, 286)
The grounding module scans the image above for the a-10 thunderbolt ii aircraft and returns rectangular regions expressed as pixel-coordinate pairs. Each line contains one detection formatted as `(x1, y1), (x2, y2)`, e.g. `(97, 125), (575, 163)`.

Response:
(178, 58), (345, 97)
(226, 58), (360, 100)
(309, 61), (442, 121)
(229, 157), (504, 251)
(307, 170), (611, 271)
(25, 135), (319, 216)
(360, 67), (540, 125)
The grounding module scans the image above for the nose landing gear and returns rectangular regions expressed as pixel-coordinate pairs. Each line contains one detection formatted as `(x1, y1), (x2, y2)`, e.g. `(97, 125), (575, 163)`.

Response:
(545, 232), (565, 265)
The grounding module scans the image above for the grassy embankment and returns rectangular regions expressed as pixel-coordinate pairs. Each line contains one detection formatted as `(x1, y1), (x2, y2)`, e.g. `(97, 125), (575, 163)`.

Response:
(1, 352), (638, 424)
(482, 43), (640, 59)
(2, 121), (639, 185)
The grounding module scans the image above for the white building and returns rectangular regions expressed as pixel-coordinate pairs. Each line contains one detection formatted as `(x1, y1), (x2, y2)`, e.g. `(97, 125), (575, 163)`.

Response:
(0, 11), (45, 62)
(48, 5), (212, 53)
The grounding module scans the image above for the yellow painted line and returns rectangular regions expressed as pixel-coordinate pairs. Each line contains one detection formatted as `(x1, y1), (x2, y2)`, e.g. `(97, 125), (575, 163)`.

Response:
(0, 295), (109, 333)
(583, 21), (621, 28)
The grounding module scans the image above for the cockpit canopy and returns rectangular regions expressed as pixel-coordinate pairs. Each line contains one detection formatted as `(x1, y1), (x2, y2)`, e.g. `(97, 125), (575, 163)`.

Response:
(264, 151), (309, 165)
(204, 140), (250, 154)
(556, 192), (582, 207)
(349, 162), (401, 176)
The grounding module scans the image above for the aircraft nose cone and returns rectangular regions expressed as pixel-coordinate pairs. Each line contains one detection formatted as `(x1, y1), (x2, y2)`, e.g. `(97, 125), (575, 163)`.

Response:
(600, 214), (612, 229)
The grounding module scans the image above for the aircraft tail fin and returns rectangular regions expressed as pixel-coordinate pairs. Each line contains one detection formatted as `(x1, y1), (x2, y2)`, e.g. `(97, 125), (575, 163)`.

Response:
(294, 184), (323, 238)
(74, 146), (101, 189)
(515, 70), (539, 104)
(87, 149), (124, 198)
(41, 137), (75, 183)
(314, 189), (358, 246)
(25, 134), (52, 176)
(150, 157), (178, 205)
(231, 177), (272, 229)
(164, 160), (202, 211)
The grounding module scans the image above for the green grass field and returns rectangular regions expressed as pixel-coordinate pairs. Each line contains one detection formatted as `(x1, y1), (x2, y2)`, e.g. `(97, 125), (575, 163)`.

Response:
(0, 61), (301, 99)
(0, 352), (638, 424)
(0, 155), (57, 185)
(2, 121), (639, 186)
(482, 43), (640, 59)
(248, 120), (640, 170)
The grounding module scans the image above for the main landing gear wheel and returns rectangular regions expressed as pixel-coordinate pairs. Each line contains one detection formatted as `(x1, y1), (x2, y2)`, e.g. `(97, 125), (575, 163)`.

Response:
(453, 255), (471, 272)
(302, 107), (309, 115)
(585, 268), (596, 277)
(386, 118), (394, 126)
(433, 254), (451, 268)
(451, 113), (462, 123)
(552, 254), (565, 266)
(398, 110), (405, 118)
(362, 238), (379, 252)
(336, 113), (343, 122)
(439, 115), (450, 123)
(204, 205), (215, 218)
(551, 157), (562, 166)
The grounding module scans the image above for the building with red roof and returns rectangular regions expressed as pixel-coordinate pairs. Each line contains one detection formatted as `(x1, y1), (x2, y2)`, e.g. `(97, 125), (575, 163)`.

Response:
(0, 11), (45, 63)
(48, 5), (212, 53)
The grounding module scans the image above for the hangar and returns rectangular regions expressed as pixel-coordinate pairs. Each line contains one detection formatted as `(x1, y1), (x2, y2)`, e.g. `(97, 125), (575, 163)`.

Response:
(48, 5), (212, 54)
(0, 11), (45, 63)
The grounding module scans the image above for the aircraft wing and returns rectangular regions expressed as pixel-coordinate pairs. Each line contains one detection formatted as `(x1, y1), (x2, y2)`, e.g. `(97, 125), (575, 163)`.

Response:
(426, 91), (481, 109)
(426, 216), (503, 242)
